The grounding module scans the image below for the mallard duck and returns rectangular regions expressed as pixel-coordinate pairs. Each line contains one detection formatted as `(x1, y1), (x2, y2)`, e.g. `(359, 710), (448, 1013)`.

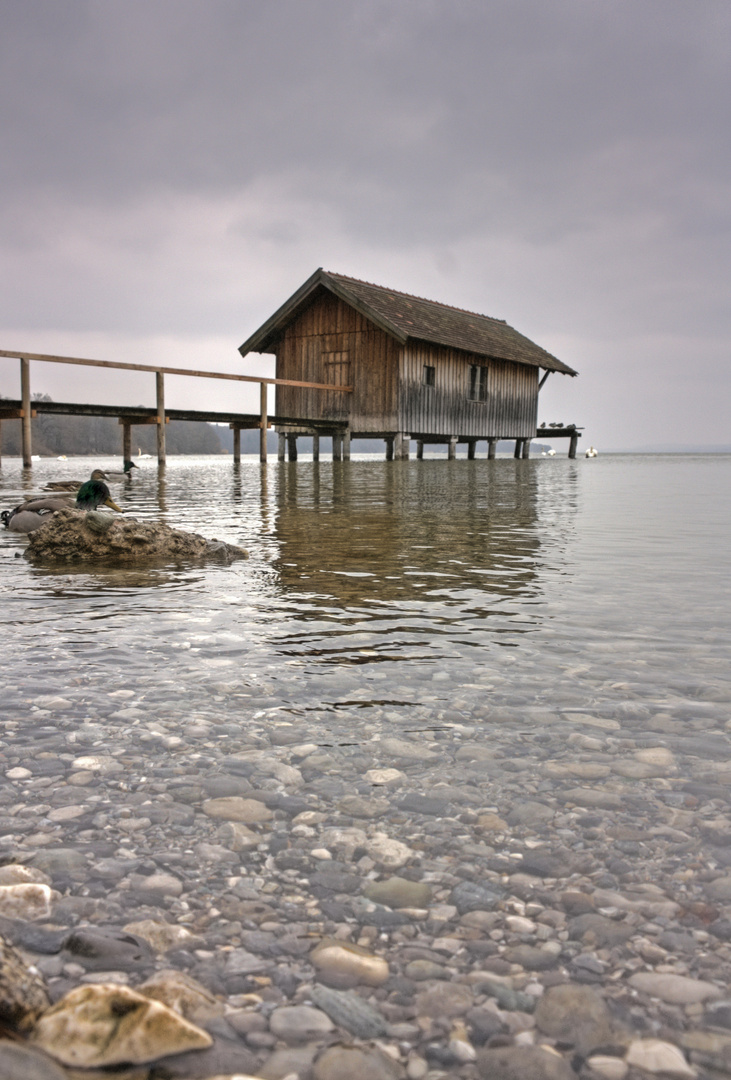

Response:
(44, 469), (110, 492)
(104, 460), (138, 478)
(2, 478), (122, 534)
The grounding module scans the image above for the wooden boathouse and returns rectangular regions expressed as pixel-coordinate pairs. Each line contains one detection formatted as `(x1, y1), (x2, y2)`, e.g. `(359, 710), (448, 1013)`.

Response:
(239, 269), (579, 460)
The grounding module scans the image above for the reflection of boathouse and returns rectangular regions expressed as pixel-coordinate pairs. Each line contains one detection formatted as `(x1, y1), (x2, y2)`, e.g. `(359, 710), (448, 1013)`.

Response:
(239, 269), (578, 459)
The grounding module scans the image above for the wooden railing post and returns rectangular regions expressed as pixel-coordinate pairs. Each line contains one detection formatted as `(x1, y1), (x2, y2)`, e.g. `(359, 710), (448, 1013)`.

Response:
(260, 383), (268, 463)
(20, 358), (32, 467)
(156, 371), (166, 465)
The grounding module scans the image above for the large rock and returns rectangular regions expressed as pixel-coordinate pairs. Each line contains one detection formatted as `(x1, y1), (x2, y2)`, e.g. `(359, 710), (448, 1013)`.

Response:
(24, 509), (248, 564)
(0, 936), (50, 1033)
(31, 982), (212, 1067)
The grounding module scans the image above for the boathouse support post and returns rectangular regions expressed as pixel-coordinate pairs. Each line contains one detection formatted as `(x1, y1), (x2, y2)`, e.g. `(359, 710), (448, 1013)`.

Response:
(343, 431), (351, 461)
(260, 383), (268, 463)
(385, 437), (394, 461)
(416, 440), (423, 460)
(278, 433), (286, 461)
(487, 438), (497, 459)
(448, 436), (457, 461)
(569, 432), (578, 459)
(312, 433), (319, 462)
(332, 433), (343, 461)
(394, 432), (409, 460)
(522, 439), (531, 459)
(20, 357), (32, 467)
(514, 439), (523, 459)
(287, 434), (298, 461)
(231, 426), (241, 464)
(467, 440), (476, 460)
(156, 371), (166, 465)
(122, 422), (132, 470)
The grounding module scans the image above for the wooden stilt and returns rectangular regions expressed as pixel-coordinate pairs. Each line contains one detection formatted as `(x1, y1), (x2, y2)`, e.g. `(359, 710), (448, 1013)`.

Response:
(569, 433), (578, 459)
(156, 371), (166, 466)
(287, 434), (298, 461)
(385, 436), (394, 461)
(312, 433), (320, 461)
(343, 431), (351, 460)
(0, 419), (2, 467)
(278, 433), (286, 461)
(522, 439), (531, 459)
(448, 436), (457, 460)
(122, 421), (132, 470)
(232, 426), (241, 464)
(514, 439), (523, 459)
(395, 432), (410, 460)
(467, 440), (476, 460)
(259, 382), (268, 463)
(332, 433), (343, 461)
(487, 438), (497, 459)
(21, 358), (32, 467)
(416, 440), (424, 460)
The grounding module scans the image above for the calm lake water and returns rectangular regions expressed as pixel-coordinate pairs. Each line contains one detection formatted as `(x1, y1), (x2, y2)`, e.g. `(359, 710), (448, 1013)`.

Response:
(1, 453), (729, 743)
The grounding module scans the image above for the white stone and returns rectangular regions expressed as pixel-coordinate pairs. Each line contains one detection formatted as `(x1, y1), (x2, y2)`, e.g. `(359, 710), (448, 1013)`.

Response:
(311, 941), (389, 988)
(365, 832), (414, 870)
(31, 983), (212, 1067)
(634, 747), (676, 767)
(0, 883), (53, 920)
(586, 1055), (629, 1080)
(365, 768), (406, 786)
(6, 767), (32, 780)
(626, 1038), (696, 1078)
(47, 805), (87, 823)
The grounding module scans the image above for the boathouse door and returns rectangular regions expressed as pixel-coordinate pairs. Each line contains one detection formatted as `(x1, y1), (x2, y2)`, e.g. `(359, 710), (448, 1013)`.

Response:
(323, 351), (351, 421)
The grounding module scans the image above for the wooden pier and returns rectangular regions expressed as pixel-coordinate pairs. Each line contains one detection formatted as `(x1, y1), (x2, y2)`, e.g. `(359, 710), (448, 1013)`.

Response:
(1, 348), (581, 468)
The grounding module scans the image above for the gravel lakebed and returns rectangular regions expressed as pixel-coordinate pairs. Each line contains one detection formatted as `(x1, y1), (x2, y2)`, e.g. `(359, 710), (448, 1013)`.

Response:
(2, 694), (731, 1080)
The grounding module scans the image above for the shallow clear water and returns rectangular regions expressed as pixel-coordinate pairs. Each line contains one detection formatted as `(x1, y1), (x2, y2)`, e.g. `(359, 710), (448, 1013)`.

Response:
(1, 453), (729, 744)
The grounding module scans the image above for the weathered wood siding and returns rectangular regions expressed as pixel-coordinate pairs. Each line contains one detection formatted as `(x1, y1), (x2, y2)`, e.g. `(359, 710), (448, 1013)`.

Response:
(275, 290), (399, 430)
(400, 342), (538, 438)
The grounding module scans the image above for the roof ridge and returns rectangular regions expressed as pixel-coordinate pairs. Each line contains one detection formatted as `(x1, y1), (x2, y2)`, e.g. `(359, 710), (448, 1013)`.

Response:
(324, 270), (508, 325)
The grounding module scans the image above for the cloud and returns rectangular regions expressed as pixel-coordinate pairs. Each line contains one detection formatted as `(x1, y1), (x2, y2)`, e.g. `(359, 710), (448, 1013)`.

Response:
(0, 0), (729, 447)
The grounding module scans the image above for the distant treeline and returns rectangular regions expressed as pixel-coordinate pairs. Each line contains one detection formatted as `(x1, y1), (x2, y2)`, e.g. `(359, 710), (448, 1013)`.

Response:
(1, 394), (224, 456)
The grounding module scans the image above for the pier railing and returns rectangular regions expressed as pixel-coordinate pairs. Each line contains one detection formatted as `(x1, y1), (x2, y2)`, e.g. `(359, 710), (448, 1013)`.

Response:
(0, 349), (352, 466)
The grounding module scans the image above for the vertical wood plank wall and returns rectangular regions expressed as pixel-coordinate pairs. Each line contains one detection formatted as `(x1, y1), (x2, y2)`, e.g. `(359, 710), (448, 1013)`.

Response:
(400, 344), (538, 439)
(275, 290), (539, 439)
(275, 291), (399, 431)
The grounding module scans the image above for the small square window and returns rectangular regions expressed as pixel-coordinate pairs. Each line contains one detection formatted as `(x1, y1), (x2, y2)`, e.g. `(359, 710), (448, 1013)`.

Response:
(469, 365), (488, 402)
(423, 365), (435, 387)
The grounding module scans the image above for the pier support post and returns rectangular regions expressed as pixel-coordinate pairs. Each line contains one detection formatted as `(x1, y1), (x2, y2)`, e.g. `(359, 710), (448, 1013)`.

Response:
(343, 431), (351, 460)
(448, 436), (457, 460)
(416, 440), (423, 460)
(232, 426), (241, 464)
(122, 422), (132, 470)
(332, 433), (343, 461)
(522, 439), (531, 459)
(569, 432), (578, 459)
(21, 358), (32, 467)
(514, 439), (523, 459)
(278, 433), (286, 461)
(488, 438), (497, 459)
(259, 383), (268, 463)
(312, 433), (320, 462)
(156, 371), (166, 466)
(395, 432), (410, 460)
(287, 434), (298, 461)
(385, 437), (394, 461)
(467, 440), (476, 460)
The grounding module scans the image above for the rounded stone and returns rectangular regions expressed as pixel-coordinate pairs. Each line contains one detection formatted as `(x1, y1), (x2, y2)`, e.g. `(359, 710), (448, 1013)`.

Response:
(202, 796), (273, 823)
(269, 1005), (334, 1043)
(628, 973), (722, 1005)
(314, 1043), (402, 1080)
(311, 940), (389, 988)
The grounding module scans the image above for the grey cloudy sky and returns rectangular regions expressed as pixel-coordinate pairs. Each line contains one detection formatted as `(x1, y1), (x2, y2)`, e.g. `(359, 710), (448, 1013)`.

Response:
(1, 0), (729, 449)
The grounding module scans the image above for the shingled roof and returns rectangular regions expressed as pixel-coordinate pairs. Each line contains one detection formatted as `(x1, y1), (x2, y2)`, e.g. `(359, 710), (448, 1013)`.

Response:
(239, 268), (578, 376)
